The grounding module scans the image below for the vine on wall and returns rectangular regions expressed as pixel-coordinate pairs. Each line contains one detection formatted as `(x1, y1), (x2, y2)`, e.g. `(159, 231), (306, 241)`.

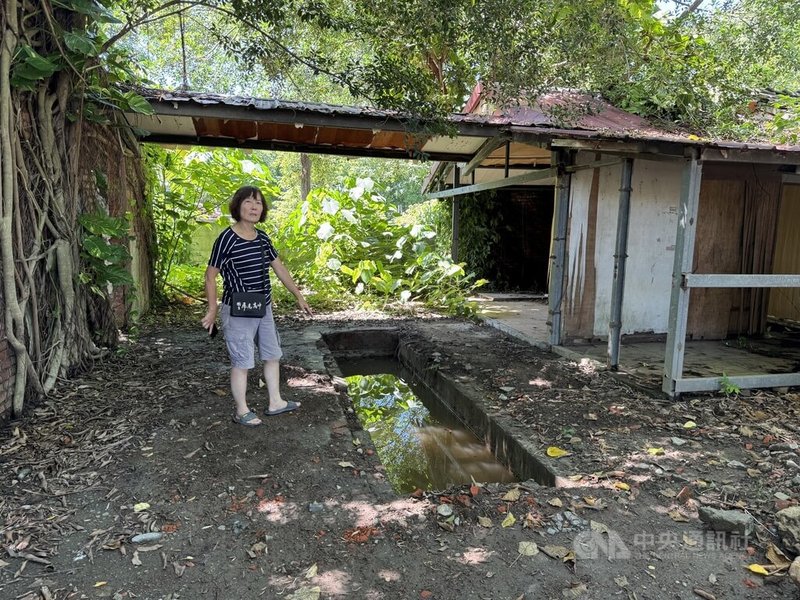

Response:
(456, 191), (505, 288)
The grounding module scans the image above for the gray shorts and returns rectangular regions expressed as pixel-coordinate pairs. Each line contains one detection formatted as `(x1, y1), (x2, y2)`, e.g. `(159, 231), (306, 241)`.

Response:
(220, 303), (283, 369)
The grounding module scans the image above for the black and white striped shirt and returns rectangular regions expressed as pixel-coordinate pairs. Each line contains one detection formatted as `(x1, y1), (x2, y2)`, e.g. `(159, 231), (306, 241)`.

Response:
(208, 228), (278, 306)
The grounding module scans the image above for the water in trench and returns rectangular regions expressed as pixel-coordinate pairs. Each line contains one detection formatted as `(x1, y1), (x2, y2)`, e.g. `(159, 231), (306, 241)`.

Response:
(337, 357), (516, 494)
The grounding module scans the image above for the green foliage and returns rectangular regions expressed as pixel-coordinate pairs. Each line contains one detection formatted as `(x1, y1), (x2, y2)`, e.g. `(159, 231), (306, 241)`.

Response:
(145, 146), (280, 301)
(10, 1), (152, 123)
(456, 191), (504, 288)
(166, 264), (207, 298)
(78, 212), (134, 295)
(719, 373), (741, 397)
(277, 178), (484, 314)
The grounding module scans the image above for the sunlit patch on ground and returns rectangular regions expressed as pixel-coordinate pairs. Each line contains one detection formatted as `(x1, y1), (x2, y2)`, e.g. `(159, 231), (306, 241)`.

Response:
(529, 377), (552, 387)
(455, 546), (495, 565)
(377, 570), (401, 582)
(312, 568), (352, 595)
(255, 496), (301, 523)
(341, 498), (431, 528)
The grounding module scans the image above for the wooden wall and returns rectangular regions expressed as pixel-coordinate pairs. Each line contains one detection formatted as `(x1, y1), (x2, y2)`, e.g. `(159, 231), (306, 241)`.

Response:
(561, 156), (784, 343)
(687, 164), (781, 338)
(768, 183), (800, 323)
(563, 154), (682, 340)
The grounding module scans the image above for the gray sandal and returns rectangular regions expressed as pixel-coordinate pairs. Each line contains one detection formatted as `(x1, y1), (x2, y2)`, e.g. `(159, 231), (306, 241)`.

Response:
(232, 410), (261, 427)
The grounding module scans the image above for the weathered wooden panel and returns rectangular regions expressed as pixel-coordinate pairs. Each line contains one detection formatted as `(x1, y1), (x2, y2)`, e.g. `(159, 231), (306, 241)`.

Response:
(564, 152), (599, 339)
(683, 165), (782, 338)
(686, 178), (745, 339)
(768, 184), (800, 322)
(592, 159), (682, 336)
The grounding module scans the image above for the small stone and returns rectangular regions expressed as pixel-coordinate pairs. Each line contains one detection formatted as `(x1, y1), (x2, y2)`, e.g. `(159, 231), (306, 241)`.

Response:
(308, 502), (325, 513)
(499, 386), (514, 393)
(697, 507), (756, 537)
(727, 461), (747, 470)
(671, 437), (688, 446)
(437, 504), (454, 517)
(708, 573), (717, 585)
(787, 460), (800, 471)
(131, 532), (163, 544)
(770, 443), (799, 452)
(775, 492), (791, 501)
(776, 506), (800, 554)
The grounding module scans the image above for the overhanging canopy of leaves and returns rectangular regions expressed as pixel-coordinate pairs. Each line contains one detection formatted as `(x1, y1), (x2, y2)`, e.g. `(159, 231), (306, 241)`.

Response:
(106, 0), (800, 138)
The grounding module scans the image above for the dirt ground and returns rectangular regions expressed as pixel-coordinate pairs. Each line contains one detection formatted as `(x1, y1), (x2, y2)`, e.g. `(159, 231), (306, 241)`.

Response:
(1, 306), (800, 600)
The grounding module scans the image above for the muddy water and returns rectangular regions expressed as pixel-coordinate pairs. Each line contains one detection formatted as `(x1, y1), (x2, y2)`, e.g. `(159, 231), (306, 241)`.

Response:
(337, 358), (516, 494)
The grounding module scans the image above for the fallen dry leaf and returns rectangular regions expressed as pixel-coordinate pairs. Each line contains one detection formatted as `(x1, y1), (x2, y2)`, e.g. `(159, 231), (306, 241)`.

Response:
(746, 564), (769, 575)
(668, 509), (690, 522)
(502, 487), (521, 502)
(478, 516), (492, 528)
(548, 497), (563, 507)
(287, 586), (321, 600)
(518, 541), (539, 556)
(541, 545), (571, 560)
(546, 446), (571, 458)
(590, 520), (609, 535)
(501, 513), (516, 528)
(765, 543), (791, 569)
(562, 582), (587, 598)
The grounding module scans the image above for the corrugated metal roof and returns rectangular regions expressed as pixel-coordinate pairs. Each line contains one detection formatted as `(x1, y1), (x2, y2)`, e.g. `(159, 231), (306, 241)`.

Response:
(127, 87), (800, 158)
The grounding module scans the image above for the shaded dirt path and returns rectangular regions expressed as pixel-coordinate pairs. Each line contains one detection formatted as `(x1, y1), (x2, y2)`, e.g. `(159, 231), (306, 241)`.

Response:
(1, 308), (798, 599)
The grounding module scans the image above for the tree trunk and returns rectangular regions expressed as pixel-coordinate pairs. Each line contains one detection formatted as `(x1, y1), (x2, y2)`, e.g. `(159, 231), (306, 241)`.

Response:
(0, 0), (132, 416)
(300, 153), (312, 201)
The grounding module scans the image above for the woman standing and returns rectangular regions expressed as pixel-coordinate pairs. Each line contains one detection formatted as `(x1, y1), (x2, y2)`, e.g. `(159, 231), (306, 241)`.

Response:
(201, 185), (312, 427)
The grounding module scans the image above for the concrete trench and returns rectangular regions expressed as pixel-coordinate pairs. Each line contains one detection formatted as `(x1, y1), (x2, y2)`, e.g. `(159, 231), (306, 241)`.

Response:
(318, 327), (557, 489)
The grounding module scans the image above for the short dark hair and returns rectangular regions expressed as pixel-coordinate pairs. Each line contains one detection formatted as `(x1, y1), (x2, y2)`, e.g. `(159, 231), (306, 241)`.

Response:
(228, 186), (267, 222)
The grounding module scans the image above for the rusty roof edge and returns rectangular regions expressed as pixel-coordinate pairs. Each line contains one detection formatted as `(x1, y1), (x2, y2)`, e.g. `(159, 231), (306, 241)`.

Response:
(130, 87), (800, 158)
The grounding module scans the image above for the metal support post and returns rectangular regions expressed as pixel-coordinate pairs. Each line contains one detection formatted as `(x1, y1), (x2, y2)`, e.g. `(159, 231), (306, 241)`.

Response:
(608, 158), (634, 368)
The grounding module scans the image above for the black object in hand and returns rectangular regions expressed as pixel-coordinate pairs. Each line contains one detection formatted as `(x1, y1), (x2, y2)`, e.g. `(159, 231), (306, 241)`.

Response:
(209, 323), (219, 338)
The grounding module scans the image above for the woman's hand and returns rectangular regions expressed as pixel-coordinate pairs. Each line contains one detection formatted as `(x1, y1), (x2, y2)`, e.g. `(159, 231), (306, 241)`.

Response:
(201, 308), (217, 333)
(296, 296), (313, 316)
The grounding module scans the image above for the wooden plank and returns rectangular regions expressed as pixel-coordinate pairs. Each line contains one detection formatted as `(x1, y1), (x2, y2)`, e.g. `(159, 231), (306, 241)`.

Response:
(686, 178), (744, 339)
(685, 274), (800, 287)
(769, 184), (800, 321)
(462, 135), (511, 177)
(425, 168), (556, 199)
(565, 159), (600, 339)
